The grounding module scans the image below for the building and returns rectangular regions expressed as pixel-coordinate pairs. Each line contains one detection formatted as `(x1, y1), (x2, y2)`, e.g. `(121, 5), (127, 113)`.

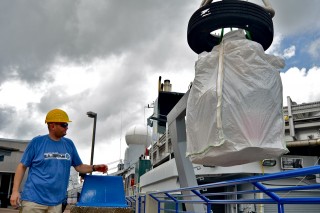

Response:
(0, 138), (29, 208)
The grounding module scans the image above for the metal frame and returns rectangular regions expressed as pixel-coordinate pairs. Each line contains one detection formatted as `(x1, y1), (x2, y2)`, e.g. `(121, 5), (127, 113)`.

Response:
(143, 165), (320, 213)
(166, 91), (205, 212)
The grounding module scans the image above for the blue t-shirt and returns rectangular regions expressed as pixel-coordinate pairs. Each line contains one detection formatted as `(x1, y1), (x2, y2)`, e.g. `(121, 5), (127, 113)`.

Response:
(21, 135), (83, 206)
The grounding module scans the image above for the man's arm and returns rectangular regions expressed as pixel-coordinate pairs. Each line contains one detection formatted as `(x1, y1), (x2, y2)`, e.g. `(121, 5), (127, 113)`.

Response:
(10, 163), (27, 208)
(74, 164), (108, 174)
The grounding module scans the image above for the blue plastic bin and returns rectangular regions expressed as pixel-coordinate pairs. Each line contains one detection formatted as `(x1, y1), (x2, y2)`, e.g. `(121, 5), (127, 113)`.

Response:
(76, 175), (128, 207)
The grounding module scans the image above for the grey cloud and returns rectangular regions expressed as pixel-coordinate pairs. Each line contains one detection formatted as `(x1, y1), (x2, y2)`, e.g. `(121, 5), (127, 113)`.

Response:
(270, 0), (320, 36)
(0, 107), (17, 132)
(0, 1), (78, 84)
(0, 0), (197, 86)
(0, 104), (44, 140)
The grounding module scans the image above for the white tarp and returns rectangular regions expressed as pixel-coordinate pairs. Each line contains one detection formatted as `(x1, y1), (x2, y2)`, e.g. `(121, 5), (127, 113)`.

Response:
(186, 30), (288, 167)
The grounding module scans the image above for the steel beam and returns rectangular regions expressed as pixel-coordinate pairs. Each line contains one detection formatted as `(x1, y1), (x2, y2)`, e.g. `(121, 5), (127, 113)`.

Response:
(167, 90), (204, 212)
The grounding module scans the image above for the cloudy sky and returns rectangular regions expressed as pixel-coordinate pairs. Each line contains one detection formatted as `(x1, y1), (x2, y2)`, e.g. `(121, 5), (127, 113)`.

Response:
(0, 0), (319, 172)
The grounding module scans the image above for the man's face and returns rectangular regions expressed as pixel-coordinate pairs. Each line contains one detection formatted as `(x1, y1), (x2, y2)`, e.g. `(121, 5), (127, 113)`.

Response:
(51, 122), (68, 138)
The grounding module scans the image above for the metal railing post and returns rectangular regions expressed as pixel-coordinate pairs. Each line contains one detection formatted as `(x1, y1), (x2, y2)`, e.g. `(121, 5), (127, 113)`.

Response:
(278, 203), (285, 213)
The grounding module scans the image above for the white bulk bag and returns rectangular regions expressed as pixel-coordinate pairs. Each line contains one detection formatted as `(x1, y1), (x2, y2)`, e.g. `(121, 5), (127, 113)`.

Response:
(186, 30), (288, 167)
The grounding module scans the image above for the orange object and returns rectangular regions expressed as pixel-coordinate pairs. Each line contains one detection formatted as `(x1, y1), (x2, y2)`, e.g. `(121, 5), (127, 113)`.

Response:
(96, 165), (107, 173)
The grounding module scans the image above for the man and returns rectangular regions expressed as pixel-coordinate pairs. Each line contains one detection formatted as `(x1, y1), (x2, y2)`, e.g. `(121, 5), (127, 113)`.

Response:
(10, 109), (108, 213)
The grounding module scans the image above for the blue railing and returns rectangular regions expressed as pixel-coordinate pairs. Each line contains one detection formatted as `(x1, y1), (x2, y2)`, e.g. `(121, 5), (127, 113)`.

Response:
(129, 166), (320, 213)
(126, 194), (146, 212)
(126, 196), (135, 207)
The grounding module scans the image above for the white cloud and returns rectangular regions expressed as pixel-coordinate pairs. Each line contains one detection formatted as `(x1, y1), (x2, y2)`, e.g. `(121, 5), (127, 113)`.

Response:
(0, 80), (43, 109)
(281, 66), (320, 105)
(266, 35), (295, 59)
(266, 34), (282, 54)
(283, 45), (295, 59)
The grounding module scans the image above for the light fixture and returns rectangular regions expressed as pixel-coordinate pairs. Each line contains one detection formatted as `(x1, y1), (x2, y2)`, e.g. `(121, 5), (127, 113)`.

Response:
(262, 159), (277, 167)
(87, 111), (97, 168)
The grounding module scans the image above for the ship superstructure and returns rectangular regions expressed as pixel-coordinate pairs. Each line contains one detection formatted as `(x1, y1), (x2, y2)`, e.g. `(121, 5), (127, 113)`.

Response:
(118, 78), (320, 213)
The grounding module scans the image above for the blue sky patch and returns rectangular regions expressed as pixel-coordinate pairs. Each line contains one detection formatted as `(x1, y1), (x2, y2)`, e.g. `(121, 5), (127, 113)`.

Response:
(281, 31), (320, 71)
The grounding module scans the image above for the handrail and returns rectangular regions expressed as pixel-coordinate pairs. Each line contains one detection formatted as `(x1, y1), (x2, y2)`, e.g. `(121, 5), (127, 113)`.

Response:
(151, 166), (320, 194)
(126, 194), (146, 213)
(129, 166), (320, 213)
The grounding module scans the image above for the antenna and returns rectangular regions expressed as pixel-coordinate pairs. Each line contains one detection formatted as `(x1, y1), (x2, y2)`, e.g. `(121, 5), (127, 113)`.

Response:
(120, 112), (122, 161)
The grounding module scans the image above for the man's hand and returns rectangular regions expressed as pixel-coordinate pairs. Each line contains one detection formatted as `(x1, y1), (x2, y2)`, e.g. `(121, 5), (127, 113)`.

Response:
(75, 164), (109, 174)
(94, 164), (108, 173)
(10, 191), (21, 209)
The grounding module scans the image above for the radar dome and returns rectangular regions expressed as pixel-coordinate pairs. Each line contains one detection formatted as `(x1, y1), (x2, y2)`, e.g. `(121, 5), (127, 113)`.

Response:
(125, 124), (151, 146)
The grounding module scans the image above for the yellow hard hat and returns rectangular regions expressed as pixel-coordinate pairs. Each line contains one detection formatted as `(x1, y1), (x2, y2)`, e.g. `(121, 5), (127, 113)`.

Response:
(45, 109), (72, 123)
